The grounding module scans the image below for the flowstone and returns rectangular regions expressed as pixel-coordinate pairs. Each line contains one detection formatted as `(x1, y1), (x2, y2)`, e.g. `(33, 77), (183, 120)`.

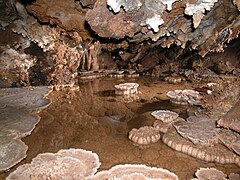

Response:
(0, 86), (52, 171)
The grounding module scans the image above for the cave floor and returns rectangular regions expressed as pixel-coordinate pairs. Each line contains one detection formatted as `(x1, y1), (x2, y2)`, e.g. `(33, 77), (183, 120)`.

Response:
(1, 77), (239, 179)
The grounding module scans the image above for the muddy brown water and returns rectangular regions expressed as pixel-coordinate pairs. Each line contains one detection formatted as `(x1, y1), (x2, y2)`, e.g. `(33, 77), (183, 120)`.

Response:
(1, 77), (239, 179)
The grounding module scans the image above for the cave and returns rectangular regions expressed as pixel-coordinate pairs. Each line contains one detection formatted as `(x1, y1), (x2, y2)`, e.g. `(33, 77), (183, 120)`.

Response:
(0, 0), (240, 179)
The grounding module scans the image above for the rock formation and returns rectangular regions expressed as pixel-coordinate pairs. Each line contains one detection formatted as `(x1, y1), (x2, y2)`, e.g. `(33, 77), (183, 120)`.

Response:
(114, 82), (139, 95)
(193, 167), (227, 180)
(128, 126), (161, 145)
(217, 99), (240, 132)
(151, 110), (179, 123)
(92, 164), (178, 180)
(218, 129), (240, 156)
(0, 86), (52, 171)
(7, 148), (101, 179)
(193, 167), (240, 180)
(162, 126), (239, 166)
(167, 89), (202, 105)
(86, 0), (240, 57)
(173, 115), (219, 146)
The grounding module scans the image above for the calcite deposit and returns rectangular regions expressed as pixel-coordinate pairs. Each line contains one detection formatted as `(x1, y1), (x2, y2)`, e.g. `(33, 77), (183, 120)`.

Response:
(86, 0), (240, 57)
(128, 126), (161, 145)
(218, 129), (240, 156)
(0, 47), (36, 87)
(193, 167), (227, 180)
(0, 86), (52, 171)
(192, 167), (240, 180)
(7, 148), (101, 179)
(153, 117), (185, 133)
(92, 164), (178, 180)
(217, 100), (240, 132)
(114, 83), (139, 95)
(151, 110), (179, 123)
(173, 115), (219, 146)
(184, 0), (219, 28)
(167, 89), (202, 105)
(162, 126), (240, 166)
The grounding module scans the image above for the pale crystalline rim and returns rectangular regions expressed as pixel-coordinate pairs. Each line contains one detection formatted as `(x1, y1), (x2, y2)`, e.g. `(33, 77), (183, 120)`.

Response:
(114, 83), (139, 90)
(151, 110), (179, 122)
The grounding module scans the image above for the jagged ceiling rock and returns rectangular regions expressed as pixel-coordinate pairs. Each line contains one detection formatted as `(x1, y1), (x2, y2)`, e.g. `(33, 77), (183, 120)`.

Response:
(26, 0), (86, 33)
(233, 0), (240, 11)
(86, 0), (143, 39)
(107, 0), (143, 13)
(185, 0), (219, 28)
(86, 0), (240, 56)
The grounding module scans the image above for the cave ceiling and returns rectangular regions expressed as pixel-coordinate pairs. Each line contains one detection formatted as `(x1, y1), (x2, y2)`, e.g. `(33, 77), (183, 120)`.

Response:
(26, 0), (240, 57)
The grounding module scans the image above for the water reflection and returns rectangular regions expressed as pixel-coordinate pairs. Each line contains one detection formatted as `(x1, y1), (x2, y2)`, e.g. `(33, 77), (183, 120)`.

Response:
(1, 78), (239, 179)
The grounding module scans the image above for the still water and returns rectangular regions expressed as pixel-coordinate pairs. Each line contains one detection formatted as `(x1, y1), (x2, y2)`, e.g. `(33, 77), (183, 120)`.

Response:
(1, 77), (239, 179)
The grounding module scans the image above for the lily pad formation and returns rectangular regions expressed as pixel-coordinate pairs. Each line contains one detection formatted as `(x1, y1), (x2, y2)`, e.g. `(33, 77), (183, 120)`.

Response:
(7, 148), (179, 179)
(92, 164), (178, 180)
(128, 126), (161, 145)
(193, 167), (240, 180)
(151, 110), (179, 123)
(167, 89), (202, 105)
(114, 82), (139, 95)
(151, 110), (183, 133)
(162, 126), (240, 166)
(173, 116), (220, 146)
(7, 149), (101, 180)
(0, 86), (52, 172)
